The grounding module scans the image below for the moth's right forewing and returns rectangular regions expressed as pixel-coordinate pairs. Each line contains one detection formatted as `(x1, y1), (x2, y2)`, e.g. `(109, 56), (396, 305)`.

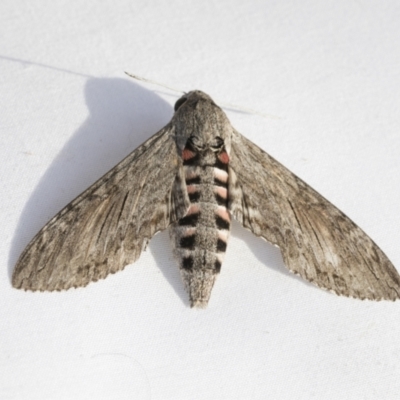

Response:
(13, 125), (190, 291)
(229, 129), (400, 300)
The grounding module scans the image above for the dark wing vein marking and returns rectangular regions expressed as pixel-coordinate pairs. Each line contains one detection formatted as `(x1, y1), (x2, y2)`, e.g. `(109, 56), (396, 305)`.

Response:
(229, 129), (400, 300)
(13, 125), (190, 291)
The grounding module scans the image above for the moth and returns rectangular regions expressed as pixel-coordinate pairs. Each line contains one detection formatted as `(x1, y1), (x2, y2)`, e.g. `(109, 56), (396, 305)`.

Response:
(13, 90), (400, 307)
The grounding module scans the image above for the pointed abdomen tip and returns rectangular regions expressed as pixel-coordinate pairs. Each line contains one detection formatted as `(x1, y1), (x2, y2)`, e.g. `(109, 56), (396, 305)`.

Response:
(191, 299), (209, 309)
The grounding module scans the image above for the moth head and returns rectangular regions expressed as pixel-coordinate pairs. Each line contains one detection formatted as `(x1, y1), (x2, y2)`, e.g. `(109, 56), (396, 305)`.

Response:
(173, 91), (233, 154)
(174, 94), (188, 111)
(174, 91), (216, 112)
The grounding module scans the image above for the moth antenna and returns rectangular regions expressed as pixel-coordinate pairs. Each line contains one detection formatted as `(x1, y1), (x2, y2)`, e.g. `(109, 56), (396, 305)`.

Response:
(124, 72), (185, 94)
(215, 100), (280, 120)
(125, 72), (279, 119)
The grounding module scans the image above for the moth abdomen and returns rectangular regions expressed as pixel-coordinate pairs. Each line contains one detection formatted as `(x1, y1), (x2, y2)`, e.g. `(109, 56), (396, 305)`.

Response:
(169, 141), (231, 307)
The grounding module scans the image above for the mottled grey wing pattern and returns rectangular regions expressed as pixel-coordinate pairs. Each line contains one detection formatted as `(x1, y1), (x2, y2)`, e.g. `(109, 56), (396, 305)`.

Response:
(229, 129), (400, 300)
(13, 125), (190, 291)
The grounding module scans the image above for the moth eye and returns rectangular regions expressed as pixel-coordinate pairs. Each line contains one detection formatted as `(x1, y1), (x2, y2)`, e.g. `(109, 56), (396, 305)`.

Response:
(174, 96), (188, 111)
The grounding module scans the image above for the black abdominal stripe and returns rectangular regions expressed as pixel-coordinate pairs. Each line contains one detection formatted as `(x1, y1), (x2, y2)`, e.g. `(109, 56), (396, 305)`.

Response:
(171, 145), (231, 275)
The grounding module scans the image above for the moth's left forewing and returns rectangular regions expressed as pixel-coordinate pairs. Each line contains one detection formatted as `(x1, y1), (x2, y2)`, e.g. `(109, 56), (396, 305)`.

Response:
(228, 129), (400, 300)
(13, 125), (190, 291)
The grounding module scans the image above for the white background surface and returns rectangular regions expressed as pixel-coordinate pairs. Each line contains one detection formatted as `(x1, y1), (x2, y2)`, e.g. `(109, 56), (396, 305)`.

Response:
(1, 1), (400, 399)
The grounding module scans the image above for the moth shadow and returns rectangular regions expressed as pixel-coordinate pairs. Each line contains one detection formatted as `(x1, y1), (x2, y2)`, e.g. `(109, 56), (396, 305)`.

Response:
(8, 77), (176, 284)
